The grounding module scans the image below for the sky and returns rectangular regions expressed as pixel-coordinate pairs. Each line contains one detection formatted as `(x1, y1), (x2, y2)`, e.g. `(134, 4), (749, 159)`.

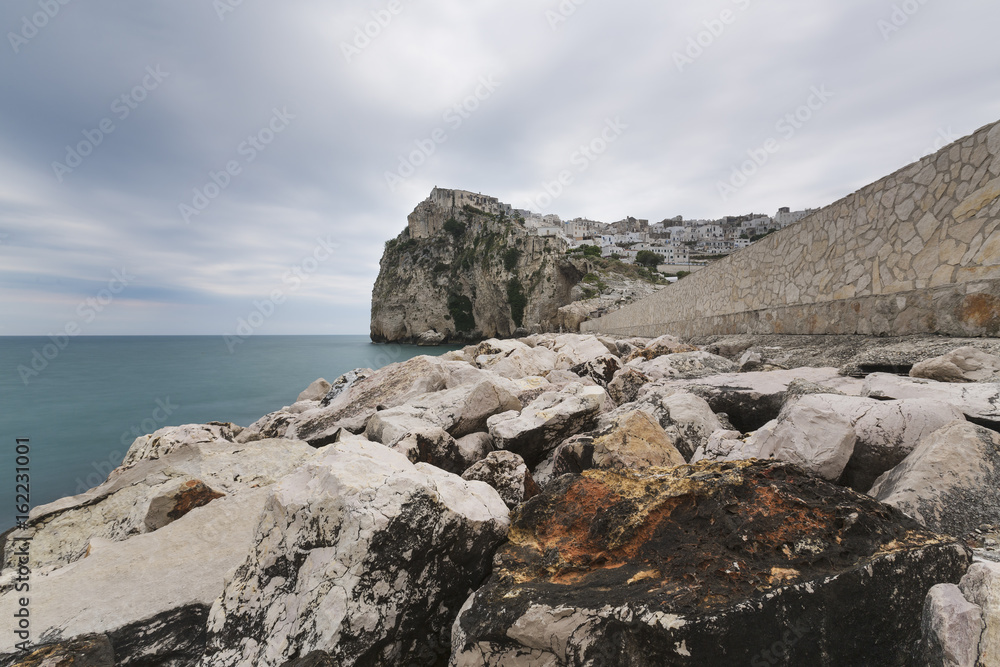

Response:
(1, 0), (998, 336)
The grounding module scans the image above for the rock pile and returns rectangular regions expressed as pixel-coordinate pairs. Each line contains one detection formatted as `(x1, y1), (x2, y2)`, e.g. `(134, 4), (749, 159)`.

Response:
(3, 334), (1000, 665)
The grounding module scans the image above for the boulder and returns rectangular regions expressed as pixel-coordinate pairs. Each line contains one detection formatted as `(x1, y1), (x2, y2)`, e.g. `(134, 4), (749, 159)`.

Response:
(364, 379), (522, 446)
(624, 388), (727, 461)
(556, 301), (599, 333)
(3, 634), (114, 667)
(657, 367), (865, 433)
(390, 425), (467, 475)
(870, 421), (1000, 537)
(613, 337), (651, 359)
(123, 422), (241, 468)
(739, 395), (858, 481)
(273, 356), (489, 445)
(629, 351), (737, 381)
(834, 398), (965, 493)
(473, 339), (560, 379)
(607, 367), (650, 405)
(487, 384), (606, 468)
(738, 349), (765, 372)
(235, 408), (300, 444)
(417, 330), (447, 346)
(0, 487), (272, 661)
(455, 432), (494, 468)
(569, 354), (622, 388)
(6, 437), (316, 574)
(297, 378), (332, 402)
(623, 334), (698, 363)
(451, 461), (971, 666)
(692, 395), (856, 481)
(959, 562), (1000, 664)
(199, 438), (509, 667)
(863, 374), (1000, 426)
(547, 334), (618, 369)
(911, 347), (1000, 383)
(320, 368), (375, 407)
(690, 429), (758, 463)
(552, 410), (685, 475)
(462, 450), (539, 509)
(143, 479), (225, 532)
(919, 584), (983, 667)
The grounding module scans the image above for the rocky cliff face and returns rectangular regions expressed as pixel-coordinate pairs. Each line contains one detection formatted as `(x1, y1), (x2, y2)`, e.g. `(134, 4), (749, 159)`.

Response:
(371, 189), (667, 343)
(371, 193), (589, 343)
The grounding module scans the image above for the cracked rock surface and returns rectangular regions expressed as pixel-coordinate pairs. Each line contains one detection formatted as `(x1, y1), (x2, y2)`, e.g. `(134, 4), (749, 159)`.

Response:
(199, 438), (509, 667)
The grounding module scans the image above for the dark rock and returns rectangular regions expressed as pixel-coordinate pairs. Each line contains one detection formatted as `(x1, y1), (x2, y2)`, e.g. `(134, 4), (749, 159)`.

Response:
(607, 367), (650, 405)
(392, 426), (467, 475)
(279, 652), (339, 667)
(107, 604), (209, 666)
(451, 460), (971, 666)
(569, 354), (622, 388)
(462, 450), (539, 509)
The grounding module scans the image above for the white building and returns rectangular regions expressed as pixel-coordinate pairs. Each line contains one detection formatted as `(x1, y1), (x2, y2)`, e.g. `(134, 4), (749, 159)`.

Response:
(565, 218), (605, 240)
(695, 224), (724, 240)
(773, 207), (815, 229)
(697, 240), (731, 255)
(601, 244), (627, 258)
(666, 226), (692, 243)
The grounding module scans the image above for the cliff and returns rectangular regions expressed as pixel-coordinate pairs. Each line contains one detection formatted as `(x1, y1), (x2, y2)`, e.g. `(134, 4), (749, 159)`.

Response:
(371, 189), (663, 344)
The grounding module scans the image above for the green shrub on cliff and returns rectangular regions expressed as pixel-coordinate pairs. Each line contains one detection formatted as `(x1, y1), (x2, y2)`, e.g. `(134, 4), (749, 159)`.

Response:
(444, 218), (466, 239)
(447, 293), (475, 332)
(506, 278), (527, 327)
(503, 248), (521, 271)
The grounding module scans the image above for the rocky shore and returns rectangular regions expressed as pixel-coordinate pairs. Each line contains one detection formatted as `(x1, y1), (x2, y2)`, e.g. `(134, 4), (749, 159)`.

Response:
(4, 334), (1000, 666)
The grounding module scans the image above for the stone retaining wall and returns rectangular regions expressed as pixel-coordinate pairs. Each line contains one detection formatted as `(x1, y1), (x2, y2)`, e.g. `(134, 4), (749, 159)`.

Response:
(583, 119), (1000, 338)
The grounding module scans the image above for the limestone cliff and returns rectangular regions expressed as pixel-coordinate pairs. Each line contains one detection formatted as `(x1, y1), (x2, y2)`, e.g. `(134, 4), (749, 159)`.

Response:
(371, 191), (589, 343)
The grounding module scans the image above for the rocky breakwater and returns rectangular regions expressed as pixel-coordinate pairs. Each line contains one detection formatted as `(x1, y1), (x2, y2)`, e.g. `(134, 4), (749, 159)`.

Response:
(3, 334), (1000, 665)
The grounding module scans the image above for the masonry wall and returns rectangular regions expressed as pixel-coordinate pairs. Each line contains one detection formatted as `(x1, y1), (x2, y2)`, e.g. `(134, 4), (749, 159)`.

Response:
(582, 119), (1000, 338)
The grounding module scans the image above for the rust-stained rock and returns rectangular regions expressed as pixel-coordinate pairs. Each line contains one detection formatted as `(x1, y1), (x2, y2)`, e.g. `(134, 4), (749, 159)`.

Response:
(8, 634), (114, 666)
(451, 461), (971, 666)
(144, 479), (225, 531)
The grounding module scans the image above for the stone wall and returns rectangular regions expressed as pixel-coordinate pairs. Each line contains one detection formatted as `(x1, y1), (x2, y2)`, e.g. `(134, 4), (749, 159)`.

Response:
(582, 119), (1000, 338)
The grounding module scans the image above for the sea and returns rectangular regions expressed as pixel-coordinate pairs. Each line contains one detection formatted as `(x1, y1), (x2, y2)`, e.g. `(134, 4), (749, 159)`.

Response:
(0, 335), (460, 531)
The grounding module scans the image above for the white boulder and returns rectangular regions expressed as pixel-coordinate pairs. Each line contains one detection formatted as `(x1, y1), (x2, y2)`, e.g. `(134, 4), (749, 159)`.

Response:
(911, 346), (1000, 383)
(198, 439), (509, 667)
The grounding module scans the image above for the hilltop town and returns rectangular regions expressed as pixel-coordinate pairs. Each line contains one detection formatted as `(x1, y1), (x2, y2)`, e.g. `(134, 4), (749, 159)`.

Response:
(412, 187), (816, 272)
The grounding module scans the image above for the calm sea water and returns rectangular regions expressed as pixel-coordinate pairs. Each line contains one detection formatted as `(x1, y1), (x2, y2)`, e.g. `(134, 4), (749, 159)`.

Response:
(0, 336), (459, 531)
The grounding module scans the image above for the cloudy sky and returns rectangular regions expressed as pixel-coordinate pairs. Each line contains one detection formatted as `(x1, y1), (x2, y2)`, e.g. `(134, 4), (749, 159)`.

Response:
(1, 0), (998, 336)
